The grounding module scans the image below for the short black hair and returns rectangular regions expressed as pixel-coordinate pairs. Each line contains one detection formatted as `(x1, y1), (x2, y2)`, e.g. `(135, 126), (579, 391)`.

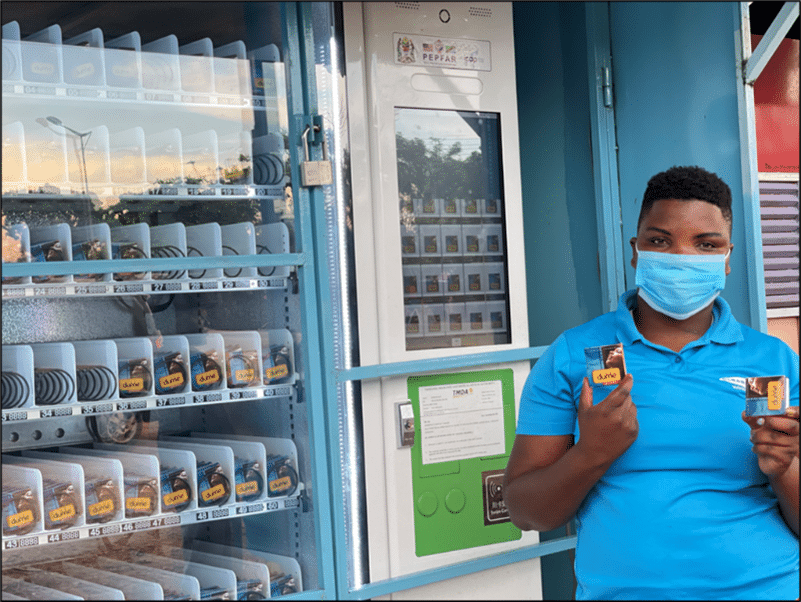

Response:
(637, 166), (733, 233)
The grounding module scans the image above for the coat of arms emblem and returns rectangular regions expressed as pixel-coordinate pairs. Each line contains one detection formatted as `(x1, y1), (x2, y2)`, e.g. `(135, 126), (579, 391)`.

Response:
(397, 36), (415, 63)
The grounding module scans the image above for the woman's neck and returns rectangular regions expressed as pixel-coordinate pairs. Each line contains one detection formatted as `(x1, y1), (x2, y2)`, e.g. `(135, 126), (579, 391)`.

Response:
(633, 295), (714, 352)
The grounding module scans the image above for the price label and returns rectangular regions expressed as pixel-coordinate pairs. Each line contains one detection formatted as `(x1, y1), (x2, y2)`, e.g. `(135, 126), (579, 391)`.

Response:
(40, 407), (73, 418)
(2, 411), (28, 422)
(114, 283), (145, 294)
(74, 284), (108, 295)
(236, 502), (264, 515)
(47, 529), (80, 543)
(82, 402), (114, 415)
(2, 287), (26, 298)
(117, 399), (147, 411)
(88, 524), (121, 538)
(152, 281), (182, 292)
(284, 497), (301, 509)
(212, 508), (229, 519)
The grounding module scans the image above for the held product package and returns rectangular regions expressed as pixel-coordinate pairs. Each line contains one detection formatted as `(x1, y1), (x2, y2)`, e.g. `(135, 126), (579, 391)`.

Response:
(60, 561), (165, 600)
(60, 445), (161, 517)
(3, 455), (85, 531)
(11, 568), (125, 600)
(94, 442), (198, 514)
(2, 464), (44, 537)
(97, 557), (201, 600)
(191, 433), (299, 499)
(130, 552), (238, 599)
(745, 375), (791, 417)
(20, 449), (124, 524)
(165, 544), (271, 599)
(585, 343), (627, 386)
(194, 540), (304, 595)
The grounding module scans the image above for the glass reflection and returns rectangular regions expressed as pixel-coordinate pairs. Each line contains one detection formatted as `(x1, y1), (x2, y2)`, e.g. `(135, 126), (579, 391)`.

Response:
(395, 107), (510, 351)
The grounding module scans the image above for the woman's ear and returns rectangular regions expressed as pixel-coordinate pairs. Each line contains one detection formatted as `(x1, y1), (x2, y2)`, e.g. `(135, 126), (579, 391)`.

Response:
(630, 237), (638, 269)
(725, 243), (733, 276)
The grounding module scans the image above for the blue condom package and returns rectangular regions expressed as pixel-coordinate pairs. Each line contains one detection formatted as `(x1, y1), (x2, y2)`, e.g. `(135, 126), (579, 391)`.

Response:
(744, 375), (790, 417)
(585, 343), (627, 387)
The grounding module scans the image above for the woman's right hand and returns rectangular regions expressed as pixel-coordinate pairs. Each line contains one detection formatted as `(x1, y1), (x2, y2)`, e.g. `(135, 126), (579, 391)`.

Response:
(576, 374), (638, 467)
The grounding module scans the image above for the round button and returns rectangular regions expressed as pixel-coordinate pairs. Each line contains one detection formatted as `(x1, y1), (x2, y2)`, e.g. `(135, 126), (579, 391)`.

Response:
(445, 488), (466, 514)
(416, 492), (438, 517)
(675, 356), (682, 363)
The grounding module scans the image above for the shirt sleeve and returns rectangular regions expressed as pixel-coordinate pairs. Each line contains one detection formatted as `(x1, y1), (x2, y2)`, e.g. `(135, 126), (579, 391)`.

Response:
(517, 332), (579, 436)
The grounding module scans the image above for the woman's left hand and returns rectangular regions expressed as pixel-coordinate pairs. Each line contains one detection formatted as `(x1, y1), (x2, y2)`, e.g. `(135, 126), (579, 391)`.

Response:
(742, 407), (799, 477)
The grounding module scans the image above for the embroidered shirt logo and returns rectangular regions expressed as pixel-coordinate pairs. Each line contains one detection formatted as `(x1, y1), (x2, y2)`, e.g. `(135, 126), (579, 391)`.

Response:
(720, 377), (746, 391)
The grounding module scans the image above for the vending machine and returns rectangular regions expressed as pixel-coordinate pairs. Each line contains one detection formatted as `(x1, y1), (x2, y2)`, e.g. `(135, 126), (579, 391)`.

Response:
(343, 2), (542, 596)
(2, 2), (335, 599)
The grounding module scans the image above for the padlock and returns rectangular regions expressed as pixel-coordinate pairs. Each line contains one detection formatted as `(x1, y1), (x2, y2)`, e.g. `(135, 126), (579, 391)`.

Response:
(300, 124), (333, 187)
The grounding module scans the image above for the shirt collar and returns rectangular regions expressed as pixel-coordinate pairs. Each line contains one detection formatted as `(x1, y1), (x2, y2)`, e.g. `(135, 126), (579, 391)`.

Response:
(615, 289), (744, 347)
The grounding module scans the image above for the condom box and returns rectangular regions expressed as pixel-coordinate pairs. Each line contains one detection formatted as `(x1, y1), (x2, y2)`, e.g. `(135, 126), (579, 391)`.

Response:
(585, 343), (627, 387)
(744, 375), (790, 417)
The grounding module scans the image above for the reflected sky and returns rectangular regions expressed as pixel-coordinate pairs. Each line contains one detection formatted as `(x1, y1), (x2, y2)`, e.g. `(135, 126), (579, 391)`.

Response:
(2, 41), (288, 202)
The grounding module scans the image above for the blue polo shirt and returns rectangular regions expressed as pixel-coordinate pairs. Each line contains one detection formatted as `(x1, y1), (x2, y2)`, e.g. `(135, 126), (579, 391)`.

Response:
(517, 290), (799, 600)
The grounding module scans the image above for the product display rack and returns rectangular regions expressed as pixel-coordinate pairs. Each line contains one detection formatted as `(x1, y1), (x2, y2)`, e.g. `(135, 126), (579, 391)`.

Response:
(2, 2), (336, 599)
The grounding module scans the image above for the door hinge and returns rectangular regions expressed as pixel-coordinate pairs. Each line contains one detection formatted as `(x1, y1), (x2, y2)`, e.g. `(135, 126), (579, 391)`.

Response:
(602, 66), (613, 108)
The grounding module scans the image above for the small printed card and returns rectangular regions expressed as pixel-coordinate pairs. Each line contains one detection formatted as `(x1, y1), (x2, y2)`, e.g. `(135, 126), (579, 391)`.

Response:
(744, 375), (790, 417)
(585, 343), (627, 386)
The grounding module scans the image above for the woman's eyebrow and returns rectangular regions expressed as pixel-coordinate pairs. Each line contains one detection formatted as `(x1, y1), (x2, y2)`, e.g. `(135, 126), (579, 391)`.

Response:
(645, 226), (726, 239)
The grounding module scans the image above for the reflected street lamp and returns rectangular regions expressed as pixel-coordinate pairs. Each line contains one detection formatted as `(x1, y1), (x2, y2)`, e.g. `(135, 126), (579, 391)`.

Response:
(46, 116), (92, 195)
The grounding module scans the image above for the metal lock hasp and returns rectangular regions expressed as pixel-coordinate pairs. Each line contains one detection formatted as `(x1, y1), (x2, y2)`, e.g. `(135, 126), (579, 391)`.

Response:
(300, 124), (333, 187)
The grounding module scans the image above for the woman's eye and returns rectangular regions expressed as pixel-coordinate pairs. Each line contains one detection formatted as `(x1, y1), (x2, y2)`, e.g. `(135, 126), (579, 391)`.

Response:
(649, 238), (667, 245)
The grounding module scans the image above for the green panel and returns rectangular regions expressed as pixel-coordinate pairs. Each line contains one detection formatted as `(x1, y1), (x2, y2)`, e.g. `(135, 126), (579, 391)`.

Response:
(408, 369), (521, 557)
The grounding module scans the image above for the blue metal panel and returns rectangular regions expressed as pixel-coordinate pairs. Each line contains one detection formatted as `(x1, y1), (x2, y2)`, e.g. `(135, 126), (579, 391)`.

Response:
(610, 1), (756, 328)
(586, 2), (626, 313)
(337, 345), (550, 383)
(515, 1), (605, 347)
(736, 2), (769, 333)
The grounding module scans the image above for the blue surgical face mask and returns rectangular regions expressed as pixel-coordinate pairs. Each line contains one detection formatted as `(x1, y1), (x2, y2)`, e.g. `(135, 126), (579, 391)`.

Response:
(634, 245), (730, 320)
